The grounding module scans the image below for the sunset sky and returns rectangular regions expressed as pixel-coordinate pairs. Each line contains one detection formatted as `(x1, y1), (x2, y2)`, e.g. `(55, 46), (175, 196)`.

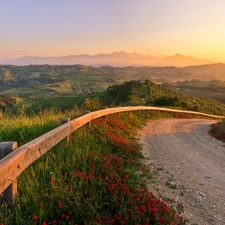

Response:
(1, 0), (225, 62)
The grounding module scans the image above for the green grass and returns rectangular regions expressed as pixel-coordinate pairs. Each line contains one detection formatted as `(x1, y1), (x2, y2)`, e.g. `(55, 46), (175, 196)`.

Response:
(3, 87), (50, 96)
(0, 107), (83, 146)
(0, 110), (186, 225)
(138, 85), (149, 95)
(26, 96), (86, 113)
(41, 80), (73, 94)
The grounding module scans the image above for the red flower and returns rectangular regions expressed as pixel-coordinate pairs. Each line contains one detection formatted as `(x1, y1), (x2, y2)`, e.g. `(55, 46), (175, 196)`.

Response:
(50, 178), (55, 183)
(33, 215), (38, 221)
(97, 217), (101, 223)
(58, 202), (63, 209)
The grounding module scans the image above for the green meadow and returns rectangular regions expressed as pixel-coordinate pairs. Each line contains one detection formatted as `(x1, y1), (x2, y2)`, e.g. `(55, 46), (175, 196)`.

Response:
(0, 109), (187, 225)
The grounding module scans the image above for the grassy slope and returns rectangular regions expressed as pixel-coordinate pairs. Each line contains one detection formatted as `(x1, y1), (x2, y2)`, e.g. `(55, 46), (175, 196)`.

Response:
(0, 111), (186, 225)
(26, 96), (86, 113)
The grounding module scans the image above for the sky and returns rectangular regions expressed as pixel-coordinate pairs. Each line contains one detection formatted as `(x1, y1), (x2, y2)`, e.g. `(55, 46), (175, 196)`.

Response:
(1, 0), (225, 62)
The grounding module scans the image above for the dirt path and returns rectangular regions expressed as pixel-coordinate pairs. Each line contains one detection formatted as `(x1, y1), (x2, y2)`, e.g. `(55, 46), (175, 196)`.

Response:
(137, 118), (225, 225)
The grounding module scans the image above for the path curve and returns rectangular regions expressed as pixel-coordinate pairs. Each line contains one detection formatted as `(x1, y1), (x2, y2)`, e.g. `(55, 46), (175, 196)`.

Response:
(137, 118), (225, 225)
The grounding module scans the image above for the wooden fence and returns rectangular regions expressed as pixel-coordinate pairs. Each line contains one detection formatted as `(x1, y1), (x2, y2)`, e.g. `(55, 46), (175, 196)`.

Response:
(0, 106), (224, 205)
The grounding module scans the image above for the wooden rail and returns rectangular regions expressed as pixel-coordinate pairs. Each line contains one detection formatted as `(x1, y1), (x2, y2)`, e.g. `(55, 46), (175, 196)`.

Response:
(0, 106), (224, 202)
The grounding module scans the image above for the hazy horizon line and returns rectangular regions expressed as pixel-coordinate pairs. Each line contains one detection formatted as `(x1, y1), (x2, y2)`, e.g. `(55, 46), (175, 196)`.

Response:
(0, 50), (217, 62)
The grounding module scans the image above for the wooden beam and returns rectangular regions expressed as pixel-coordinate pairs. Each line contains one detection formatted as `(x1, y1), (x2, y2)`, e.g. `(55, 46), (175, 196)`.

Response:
(0, 142), (18, 206)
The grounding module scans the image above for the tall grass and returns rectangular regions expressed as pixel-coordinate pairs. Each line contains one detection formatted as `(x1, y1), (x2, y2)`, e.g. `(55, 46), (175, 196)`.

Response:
(0, 107), (82, 146)
(0, 110), (186, 224)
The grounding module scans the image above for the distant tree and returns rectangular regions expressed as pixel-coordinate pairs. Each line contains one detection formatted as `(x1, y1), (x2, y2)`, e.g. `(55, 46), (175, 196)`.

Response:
(83, 97), (102, 111)
(155, 96), (181, 107)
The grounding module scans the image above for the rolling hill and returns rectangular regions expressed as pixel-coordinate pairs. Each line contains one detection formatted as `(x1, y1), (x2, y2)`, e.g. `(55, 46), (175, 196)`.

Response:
(24, 80), (225, 117)
(1, 64), (225, 105)
(162, 79), (225, 104)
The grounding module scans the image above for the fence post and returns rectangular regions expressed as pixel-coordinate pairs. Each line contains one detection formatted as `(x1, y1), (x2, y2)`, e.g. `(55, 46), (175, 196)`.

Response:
(84, 110), (91, 128)
(0, 142), (18, 207)
(61, 118), (70, 143)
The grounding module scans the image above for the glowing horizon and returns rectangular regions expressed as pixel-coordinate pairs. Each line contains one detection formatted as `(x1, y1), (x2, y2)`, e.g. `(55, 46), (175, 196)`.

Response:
(1, 0), (225, 63)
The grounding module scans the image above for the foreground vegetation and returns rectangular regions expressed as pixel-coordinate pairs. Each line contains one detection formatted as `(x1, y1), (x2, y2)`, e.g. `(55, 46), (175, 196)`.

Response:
(0, 110), (186, 224)
(0, 107), (82, 146)
(209, 118), (225, 142)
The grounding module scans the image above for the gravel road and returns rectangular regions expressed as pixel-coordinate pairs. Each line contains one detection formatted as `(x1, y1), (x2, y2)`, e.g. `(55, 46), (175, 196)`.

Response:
(137, 118), (225, 225)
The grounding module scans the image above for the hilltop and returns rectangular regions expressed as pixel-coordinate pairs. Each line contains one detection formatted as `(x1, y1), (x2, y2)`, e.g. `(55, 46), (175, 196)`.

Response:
(22, 80), (225, 117)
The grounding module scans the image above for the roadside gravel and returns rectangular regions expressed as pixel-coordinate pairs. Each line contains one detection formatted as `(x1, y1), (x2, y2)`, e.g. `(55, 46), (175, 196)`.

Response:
(137, 118), (225, 225)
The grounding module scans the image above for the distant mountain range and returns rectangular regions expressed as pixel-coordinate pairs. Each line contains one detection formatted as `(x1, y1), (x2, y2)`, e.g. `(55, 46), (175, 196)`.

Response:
(1, 51), (214, 67)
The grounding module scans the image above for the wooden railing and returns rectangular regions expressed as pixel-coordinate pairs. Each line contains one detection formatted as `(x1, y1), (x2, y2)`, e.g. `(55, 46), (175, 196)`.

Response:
(0, 106), (224, 205)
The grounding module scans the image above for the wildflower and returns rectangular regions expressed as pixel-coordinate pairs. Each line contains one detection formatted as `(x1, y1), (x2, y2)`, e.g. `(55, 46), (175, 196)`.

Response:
(97, 217), (101, 223)
(41, 222), (47, 225)
(50, 178), (55, 183)
(58, 202), (63, 209)
(33, 215), (38, 222)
